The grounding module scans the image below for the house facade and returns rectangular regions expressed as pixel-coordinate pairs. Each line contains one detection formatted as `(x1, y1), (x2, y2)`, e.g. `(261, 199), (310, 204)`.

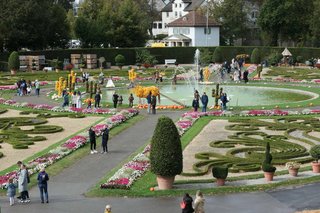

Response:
(164, 11), (220, 47)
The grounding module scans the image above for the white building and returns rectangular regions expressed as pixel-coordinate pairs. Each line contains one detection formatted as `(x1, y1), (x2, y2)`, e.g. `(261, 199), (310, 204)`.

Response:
(164, 11), (220, 47)
(152, 0), (206, 36)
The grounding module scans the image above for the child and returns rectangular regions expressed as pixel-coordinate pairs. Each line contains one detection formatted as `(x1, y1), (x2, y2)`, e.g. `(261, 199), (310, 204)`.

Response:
(87, 99), (92, 109)
(7, 177), (16, 206)
(105, 204), (112, 213)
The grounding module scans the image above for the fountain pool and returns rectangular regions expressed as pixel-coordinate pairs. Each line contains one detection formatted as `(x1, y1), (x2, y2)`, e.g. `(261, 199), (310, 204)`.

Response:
(102, 85), (317, 107)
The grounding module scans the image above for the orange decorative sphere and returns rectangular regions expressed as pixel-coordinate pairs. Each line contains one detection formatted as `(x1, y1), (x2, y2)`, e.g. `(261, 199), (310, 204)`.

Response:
(150, 187), (155, 191)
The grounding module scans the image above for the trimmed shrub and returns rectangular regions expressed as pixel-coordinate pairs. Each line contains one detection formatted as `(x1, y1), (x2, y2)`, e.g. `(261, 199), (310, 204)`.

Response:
(262, 142), (276, 172)
(212, 166), (228, 179)
(268, 51), (282, 66)
(296, 56), (304, 63)
(310, 145), (320, 162)
(212, 47), (222, 63)
(8, 51), (20, 71)
(250, 48), (261, 64)
(150, 116), (183, 177)
(115, 54), (125, 69)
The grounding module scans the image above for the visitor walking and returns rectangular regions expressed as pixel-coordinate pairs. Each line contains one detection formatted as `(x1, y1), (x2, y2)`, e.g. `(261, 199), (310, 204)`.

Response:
(220, 93), (229, 111)
(118, 95), (123, 106)
(194, 190), (205, 213)
(201, 92), (208, 112)
(37, 167), (49, 203)
(128, 93), (134, 108)
(76, 91), (82, 108)
(35, 79), (40, 97)
(104, 204), (112, 213)
(89, 126), (97, 154)
(113, 92), (119, 108)
(192, 98), (199, 112)
(62, 91), (69, 107)
(151, 94), (157, 114)
(243, 69), (249, 83)
(194, 90), (200, 102)
(18, 164), (29, 203)
(6, 177), (16, 206)
(146, 92), (152, 114)
(95, 93), (101, 108)
(233, 71), (240, 83)
(101, 127), (109, 154)
(71, 91), (77, 108)
(181, 193), (194, 213)
(199, 68), (203, 82)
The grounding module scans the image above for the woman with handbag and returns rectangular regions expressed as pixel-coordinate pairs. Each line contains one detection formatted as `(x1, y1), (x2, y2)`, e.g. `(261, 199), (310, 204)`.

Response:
(181, 193), (194, 213)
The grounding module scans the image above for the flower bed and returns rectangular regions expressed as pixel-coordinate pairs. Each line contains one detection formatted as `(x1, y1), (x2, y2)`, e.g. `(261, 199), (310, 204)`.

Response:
(135, 104), (185, 110)
(0, 109), (139, 188)
(0, 81), (49, 91)
(0, 98), (117, 115)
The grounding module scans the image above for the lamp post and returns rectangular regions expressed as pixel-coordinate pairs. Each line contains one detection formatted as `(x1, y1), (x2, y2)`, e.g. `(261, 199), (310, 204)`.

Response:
(206, 0), (209, 46)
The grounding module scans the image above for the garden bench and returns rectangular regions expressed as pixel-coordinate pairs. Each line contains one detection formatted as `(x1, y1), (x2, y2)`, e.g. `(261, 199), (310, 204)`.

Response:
(165, 59), (176, 65)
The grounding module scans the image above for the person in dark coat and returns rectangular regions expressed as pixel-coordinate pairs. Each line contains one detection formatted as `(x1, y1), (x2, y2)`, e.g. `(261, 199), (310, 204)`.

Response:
(243, 69), (249, 83)
(94, 93), (101, 108)
(201, 92), (209, 112)
(146, 92), (152, 114)
(89, 126), (97, 154)
(62, 90), (69, 107)
(37, 167), (49, 203)
(151, 95), (157, 114)
(182, 193), (194, 213)
(220, 93), (229, 111)
(192, 98), (199, 112)
(112, 92), (119, 108)
(101, 128), (109, 154)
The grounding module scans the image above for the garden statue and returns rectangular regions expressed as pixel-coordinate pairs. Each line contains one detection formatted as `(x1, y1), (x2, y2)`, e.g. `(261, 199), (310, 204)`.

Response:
(203, 67), (210, 82)
(212, 84), (223, 109)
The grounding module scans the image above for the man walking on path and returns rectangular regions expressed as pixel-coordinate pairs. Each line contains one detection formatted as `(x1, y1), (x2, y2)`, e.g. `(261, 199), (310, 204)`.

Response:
(101, 128), (109, 154)
(201, 92), (208, 112)
(37, 167), (49, 204)
(89, 126), (97, 154)
(94, 93), (101, 108)
(112, 92), (119, 108)
(146, 92), (152, 114)
(35, 80), (40, 97)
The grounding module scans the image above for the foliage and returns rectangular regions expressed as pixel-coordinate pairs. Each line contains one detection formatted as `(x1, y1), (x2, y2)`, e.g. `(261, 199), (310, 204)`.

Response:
(209, 0), (248, 45)
(212, 166), (228, 179)
(258, 0), (313, 46)
(250, 48), (261, 64)
(296, 56), (304, 63)
(150, 116), (183, 177)
(262, 142), (276, 173)
(0, 0), (70, 51)
(212, 47), (223, 63)
(8, 51), (20, 71)
(310, 145), (320, 162)
(200, 48), (213, 65)
(115, 54), (126, 68)
(285, 162), (301, 170)
(50, 59), (63, 70)
(135, 49), (158, 65)
(267, 51), (282, 66)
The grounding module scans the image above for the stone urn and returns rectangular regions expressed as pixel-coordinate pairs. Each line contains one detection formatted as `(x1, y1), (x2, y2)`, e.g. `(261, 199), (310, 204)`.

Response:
(10, 69), (17, 75)
(264, 172), (274, 181)
(156, 176), (175, 190)
(311, 162), (320, 173)
(216, 178), (226, 186)
(288, 168), (299, 177)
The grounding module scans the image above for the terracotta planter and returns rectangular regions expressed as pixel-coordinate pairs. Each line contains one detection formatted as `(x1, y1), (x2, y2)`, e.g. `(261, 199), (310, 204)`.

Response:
(264, 172), (274, 181)
(311, 162), (320, 173)
(156, 175), (175, 190)
(288, 168), (299, 177)
(216, 178), (226, 186)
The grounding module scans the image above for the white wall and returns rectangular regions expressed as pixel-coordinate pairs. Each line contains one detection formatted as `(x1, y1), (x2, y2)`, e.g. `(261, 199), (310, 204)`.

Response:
(193, 27), (220, 46)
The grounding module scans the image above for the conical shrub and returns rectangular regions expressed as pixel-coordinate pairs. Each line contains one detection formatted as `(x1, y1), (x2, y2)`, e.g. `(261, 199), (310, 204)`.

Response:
(150, 116), (183, 177)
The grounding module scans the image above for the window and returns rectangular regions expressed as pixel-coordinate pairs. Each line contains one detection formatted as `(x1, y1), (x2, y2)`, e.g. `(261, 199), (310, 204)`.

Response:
(204, 27), (211, 34)
(166, 12), (169, 17)
(180, 27), (190, 35)
(179, 3), (182, 7)
(179, 11), (182, 17)
(153, 23), (157, 29)
(175, 11), (178, 17)
(173, 28), (179, 34)
(175, 3), (177, 8)
(159, 23), (162, 29)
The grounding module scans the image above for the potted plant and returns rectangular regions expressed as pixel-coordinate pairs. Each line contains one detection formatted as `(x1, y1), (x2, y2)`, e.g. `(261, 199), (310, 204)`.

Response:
(262, 142), (276, 181)
(212, 166), (228, 186)
(309, 145), (320, 173)
(150, 116), (183, 190)
(115, 54), (125, 70)
(285, 162), (301, 177)
(8, 51), (20, 75)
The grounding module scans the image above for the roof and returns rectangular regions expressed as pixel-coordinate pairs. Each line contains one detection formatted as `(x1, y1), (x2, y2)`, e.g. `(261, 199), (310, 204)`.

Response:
(161, 0), (205, 12)
(163, 34), (192, 41)
(162, 1), (173, 12)
(167, 11), (220, 27)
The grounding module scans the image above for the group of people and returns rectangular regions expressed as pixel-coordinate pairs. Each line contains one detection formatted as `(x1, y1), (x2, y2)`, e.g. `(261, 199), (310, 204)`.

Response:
(89, 126), (109, 154)
(146, 92), (157, 114)
(6, 161), (49, 206)
(62, 90), (82, 108)
(192, 90), (208, 112)
(81, 72), (90, 82)
(181, 191), (205, 213)
(16, 79), (40, 97)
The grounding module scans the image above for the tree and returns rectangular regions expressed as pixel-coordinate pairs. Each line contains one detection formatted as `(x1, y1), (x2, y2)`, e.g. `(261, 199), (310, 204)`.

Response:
(258, 0), (312, 46)
(213, 47), (223, 63)
(150, 116), (183, 177)
(8, 51), (20, 71)
(250, 48), (261, 64)
(210, 0), (249, 45)
(309, 1), (320, 47)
